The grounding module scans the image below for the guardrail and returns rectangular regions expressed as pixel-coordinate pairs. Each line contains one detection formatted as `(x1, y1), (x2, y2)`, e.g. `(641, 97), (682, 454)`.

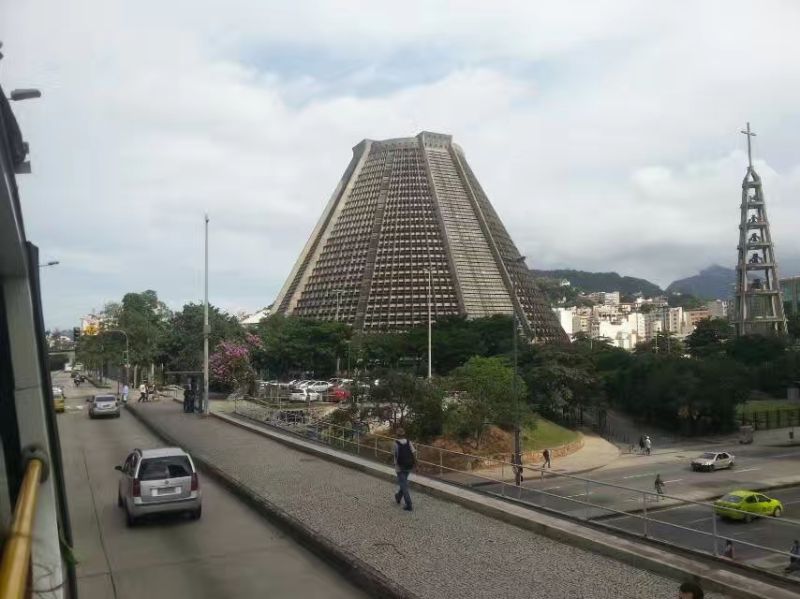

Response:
(0, 457), (44, 599)
(233, 397), (800, 579)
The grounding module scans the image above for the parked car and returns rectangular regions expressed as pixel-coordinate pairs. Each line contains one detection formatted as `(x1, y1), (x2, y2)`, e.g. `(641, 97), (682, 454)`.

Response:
(290, 389), (320, 402)
(306, 380), (332, 393)
(290, 379), (311, 392)
(116, 447), (201, 526)
(88, 394), (120, 418)
(714, 489), (783, 522)
(52, 386), (65, 413)
(330, 386), (351, 402)
(691, 451), (735, 472)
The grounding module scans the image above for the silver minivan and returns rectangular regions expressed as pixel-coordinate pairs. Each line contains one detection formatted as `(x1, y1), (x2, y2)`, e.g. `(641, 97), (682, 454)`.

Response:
(116, 447), (202, 526)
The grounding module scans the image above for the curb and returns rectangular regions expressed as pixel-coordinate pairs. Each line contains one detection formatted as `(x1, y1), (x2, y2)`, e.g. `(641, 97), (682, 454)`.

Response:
(125, 404), (418, 599)
(211, 410), (800, 599)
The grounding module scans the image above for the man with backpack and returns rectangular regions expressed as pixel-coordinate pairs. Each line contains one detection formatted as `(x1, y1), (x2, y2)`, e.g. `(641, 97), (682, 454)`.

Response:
(392, 427), (416, 512)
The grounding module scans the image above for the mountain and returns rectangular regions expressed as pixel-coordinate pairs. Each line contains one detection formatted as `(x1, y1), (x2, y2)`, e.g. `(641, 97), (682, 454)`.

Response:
(532, 269), (663, 297)
(666, 265), (735, 300)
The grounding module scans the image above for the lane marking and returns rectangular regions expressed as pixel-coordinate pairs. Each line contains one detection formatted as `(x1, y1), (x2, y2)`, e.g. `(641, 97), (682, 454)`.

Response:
(622, 472), (658, 479)
(663, 479), (683, 483)
(767, 453), (800, 459)
(541, 486), (561, 491)
(566, 492), (592, 498)
(734, 467), (760, 473)
(686, 516), (710, 525)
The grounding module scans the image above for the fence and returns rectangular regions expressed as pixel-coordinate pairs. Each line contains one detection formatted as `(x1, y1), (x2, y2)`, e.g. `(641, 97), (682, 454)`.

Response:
(744, 408), (800, 431)
(233, 396), (800, 579)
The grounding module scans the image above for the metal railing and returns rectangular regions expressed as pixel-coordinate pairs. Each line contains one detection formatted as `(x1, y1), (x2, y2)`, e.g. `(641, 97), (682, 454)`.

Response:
(234, 397), (800, 579)
(0, 458), (44, 599)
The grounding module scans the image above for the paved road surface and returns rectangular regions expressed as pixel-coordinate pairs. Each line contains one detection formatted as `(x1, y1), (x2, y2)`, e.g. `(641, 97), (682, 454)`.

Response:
(54, 372), (367, 599)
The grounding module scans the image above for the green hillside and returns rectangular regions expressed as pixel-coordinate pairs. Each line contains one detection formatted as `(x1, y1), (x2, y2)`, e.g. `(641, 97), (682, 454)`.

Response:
(532, 269), (663, 297)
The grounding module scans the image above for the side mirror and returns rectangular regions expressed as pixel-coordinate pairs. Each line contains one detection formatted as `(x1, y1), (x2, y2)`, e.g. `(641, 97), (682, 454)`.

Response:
(114, 465), (123, 472)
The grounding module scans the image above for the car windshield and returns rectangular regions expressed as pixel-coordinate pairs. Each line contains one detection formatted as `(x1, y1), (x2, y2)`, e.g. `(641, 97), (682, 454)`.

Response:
(138, 456), (193, 480)
(95, 396), (115, 403)
(699, 453), (716, 459)
(722, 494), (742, 503)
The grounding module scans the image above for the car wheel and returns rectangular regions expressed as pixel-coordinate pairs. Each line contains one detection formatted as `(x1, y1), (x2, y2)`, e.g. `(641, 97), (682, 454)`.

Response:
(115, 413), (121, 418)
(745, 513), (754, 523)
(191, 506), (202, 520)
(773, 507), (783, 518)
(125, 509), (138, 527)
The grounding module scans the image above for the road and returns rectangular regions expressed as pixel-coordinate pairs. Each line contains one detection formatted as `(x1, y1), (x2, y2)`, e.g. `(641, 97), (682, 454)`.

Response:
(475, 439), (800, 574)
(53, 372), (368, 599)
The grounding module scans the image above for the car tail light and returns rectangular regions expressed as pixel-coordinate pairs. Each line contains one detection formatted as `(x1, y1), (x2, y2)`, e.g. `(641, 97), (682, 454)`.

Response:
(191, 473), (199, 491)
(132, 479), (141, 497)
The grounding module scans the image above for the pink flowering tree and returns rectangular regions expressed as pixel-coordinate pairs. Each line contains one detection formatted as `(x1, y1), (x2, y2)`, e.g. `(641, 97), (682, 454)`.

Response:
(209, 333), (263, 393)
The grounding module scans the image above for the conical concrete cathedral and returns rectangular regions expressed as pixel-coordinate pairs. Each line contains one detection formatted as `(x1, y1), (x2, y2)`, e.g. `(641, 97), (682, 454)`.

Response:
(273, 132), (567, 343)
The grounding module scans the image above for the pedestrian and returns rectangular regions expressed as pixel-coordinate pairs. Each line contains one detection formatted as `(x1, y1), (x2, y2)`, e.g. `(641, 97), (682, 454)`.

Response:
(146, 382), (155, 402)
(392, 427), (415, 512)
(183, 385), (192, 413)
(638, 435), (645, 454)
(138, 382), (147, 403)
(121, 383), (129, 404)
(678, 580), (704, 599)
(722, 539), (735, 559)
(542, 448), (551, 469)
(785, 539), (800, 574)
(654, 474), (665, 499)
(644, 435), (652, 456)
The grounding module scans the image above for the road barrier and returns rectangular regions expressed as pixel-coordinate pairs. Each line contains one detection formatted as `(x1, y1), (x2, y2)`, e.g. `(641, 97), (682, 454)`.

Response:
(233, 397), (800, 581)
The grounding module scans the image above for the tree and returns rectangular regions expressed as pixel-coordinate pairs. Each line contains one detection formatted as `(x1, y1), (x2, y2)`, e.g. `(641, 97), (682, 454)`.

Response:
(209, 333), (262, 392)
(686, 318), (733, 358)
(369, 372), (444, 440)
(446, 356), (527, 448)
(116, 291), (170, 377)
(160, 303), (245, 372)
(726, 334), (786, 365)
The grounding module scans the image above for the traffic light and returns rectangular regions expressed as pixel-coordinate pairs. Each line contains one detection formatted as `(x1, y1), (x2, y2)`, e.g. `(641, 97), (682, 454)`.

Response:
(72, 327), (81, 341)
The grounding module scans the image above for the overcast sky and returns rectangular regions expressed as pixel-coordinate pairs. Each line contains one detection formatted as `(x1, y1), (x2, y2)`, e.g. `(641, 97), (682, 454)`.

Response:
(3, 1), (800, 329)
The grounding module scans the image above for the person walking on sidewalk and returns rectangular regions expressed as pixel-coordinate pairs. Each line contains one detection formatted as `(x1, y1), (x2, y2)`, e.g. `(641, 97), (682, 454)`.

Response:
(393, 428), (416, 512)
(121, 383), (129, 404)
(542, 448), (551, 469)
(785, 539), (800, 574)
(638, 435), (645, 454)
(678, 580), (704, 599)
(644, 435), (652, 456)
(654, 474), (665, 500)
(722, 540), (735, 560)
(138, 382), (147, 403)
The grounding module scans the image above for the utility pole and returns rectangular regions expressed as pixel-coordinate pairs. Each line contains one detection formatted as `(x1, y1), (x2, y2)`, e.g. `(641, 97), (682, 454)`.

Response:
(427, 268), (432, 379)
(203, 214), (210, 416)
(512, 310), (522, 486)
(334, 289), (343, 375)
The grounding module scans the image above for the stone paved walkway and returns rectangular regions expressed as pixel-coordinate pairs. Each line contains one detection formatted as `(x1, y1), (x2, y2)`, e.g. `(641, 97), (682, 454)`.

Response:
(127, 401), (726, 599)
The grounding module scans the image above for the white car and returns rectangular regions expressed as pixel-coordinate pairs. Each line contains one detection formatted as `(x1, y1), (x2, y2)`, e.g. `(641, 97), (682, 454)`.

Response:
(290, 389), (320, 402)
(691, 451), (735, 472)
(305, 380), (332, 393)
(89, 394), (121, 419)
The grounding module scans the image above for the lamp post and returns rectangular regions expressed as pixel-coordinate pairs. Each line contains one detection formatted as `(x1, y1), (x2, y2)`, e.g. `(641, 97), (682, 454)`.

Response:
(506, 255), (527, 486)
(334, 289), (344, 375)
(203, 214), (210, 416)
(424, 268), (432, 379)
(103, 329), (129, 392)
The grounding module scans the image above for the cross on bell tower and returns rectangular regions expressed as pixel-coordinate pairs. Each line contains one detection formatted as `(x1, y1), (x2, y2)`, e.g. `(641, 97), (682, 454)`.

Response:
(733, 122), (787, 336)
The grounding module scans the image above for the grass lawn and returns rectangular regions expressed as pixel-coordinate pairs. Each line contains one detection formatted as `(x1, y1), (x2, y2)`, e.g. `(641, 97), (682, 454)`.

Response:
(737, 399), (800, 418)
(522, 418), (580, 451)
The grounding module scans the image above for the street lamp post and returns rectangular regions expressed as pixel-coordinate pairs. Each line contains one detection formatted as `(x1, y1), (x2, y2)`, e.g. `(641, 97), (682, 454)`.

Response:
(334, 289), (344, 375)
(103, 329), (129, 393)
(424, 268), (432, 379)
(505, 255), (527, 487)
(203, 214), (210, 416)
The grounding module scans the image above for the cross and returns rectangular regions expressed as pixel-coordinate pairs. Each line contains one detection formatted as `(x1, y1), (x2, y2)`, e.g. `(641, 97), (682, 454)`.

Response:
(740, 122), (756, 169)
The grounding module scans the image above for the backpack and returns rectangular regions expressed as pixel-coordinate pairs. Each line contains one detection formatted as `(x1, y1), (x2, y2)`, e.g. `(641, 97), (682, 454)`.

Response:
(395, 440), (415, 469)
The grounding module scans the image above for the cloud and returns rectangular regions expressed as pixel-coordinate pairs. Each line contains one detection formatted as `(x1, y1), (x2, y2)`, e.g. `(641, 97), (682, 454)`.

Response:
(2, 1), (800, 326)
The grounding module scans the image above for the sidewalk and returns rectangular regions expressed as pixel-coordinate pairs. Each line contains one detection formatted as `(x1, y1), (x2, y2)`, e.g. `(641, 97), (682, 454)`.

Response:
(126, 401), (727, 599)
(442, 433), (620, 486)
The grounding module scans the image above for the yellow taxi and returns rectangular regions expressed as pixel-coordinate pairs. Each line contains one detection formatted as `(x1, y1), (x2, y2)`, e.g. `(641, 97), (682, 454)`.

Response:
(53, 386), (65, 413)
